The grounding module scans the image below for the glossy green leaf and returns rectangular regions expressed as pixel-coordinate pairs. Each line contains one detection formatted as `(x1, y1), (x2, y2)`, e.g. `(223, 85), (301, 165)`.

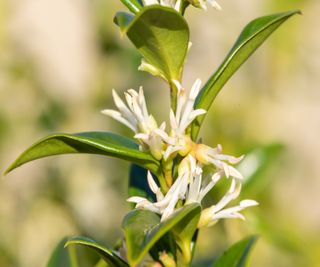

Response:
(123, 203), (200, 267)
(191, 10), (301, 140)
(119, 0), (142, 14)
(128, 164), (157, 201)
(66, 237), (128, 267)
(212, 236), (257, 267)
(46, 237), (78, 267)
(5, 131), (159, 174)
(117, 5), (189, 82)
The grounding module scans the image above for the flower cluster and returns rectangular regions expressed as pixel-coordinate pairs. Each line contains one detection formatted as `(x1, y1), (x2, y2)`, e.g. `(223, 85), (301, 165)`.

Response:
(102, 79), (257, 227)
(142, 0), (221, 11)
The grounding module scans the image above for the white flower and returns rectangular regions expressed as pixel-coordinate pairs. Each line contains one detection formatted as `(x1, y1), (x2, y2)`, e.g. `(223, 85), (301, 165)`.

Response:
(142, 0), (182, 12)
(198, 179), (258, 227)
(195, 143), (244, 179)
(207, 0), (221, 10)
(102, 87), (167, 159)
(186, 168), (222, 204)
(162, 79), (206, 160)
(128, 155), (257, 225)
(142, 0), (221, 11)
(127, 171), (183, 221)
(128, 155), (214, 220)
(187, 0), (221, 10)
(143, 0), (159, 5)
(102, 87), (157, 134)
(128, 156), (197, 221)
(104, 81), (258, 226)
(171, 79), (206, 136)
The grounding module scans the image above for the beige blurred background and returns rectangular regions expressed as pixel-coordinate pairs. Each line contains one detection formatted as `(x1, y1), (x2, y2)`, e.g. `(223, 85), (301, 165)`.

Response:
(0, 0), (319, 266)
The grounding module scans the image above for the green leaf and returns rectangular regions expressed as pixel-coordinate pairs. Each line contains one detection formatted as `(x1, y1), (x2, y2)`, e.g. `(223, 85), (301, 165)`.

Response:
(66, 236), (128, 267)
(117, 5), (189, 82)
(5, 131), (159, 174)
(119, 0), (142, 14)
(172, 206), (201, 265)
(114, 12), (135, 34)
(191, 10), (301, 140)
(238, 144), (284, 193)
(94, 260), (108, 267)
(46, 237), (78, 267)
(129, 164), (157, 201)
(212, 236), (258, 267)
(123, 203), (200, 267)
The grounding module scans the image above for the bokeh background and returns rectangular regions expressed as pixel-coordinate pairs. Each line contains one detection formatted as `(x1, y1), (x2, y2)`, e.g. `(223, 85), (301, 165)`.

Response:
(0, 0), (319, 266)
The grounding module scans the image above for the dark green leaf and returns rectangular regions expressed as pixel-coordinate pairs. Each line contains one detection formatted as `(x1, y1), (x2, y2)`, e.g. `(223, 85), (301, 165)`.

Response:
(120, 5), (189, 82)
(129, 164), (157, 201)
(66, 237), (128, 267)
(46, 237), (78, 267)
(123, 209), (159, 267)
(212, 236), (258, 267)
(5, 131), (159, 174)
(119, 0), (142, 14)
(191, 10), (301, 140)
(123, 203), (200, 267)
(114, 12), (135, 33)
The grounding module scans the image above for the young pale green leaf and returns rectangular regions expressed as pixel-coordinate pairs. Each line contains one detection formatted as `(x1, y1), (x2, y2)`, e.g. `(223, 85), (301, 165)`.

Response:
(116, 5), (189, 82)
(66, 237), (128, 267)
(46, 237), (78, 267)
(191, 10), (301, 140)
(120, 0), (142, 14)
(5, 131), (159, 174)
(123, 203), (200, 267)
(212, 236), (258, 267)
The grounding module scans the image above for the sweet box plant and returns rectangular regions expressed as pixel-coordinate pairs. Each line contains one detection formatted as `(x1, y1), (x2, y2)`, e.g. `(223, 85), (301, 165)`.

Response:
(5, 1), (300, 266)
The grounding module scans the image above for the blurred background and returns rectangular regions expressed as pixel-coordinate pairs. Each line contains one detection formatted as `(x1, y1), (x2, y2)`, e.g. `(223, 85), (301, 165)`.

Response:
(0, 0), (319, 266)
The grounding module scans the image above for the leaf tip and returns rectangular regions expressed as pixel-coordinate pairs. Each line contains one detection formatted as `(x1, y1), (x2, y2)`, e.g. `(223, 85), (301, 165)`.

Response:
(4, 152), (29, 175)
(285, 9), (303, 18)
(3, 162), (16, 175)
(64, 240), (71, 248)
(64, 238), (80, 250)
(293, 9), (302, 15)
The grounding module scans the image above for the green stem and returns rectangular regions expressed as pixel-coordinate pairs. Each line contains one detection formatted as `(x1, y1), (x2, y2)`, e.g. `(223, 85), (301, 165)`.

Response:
(180, 1), (190, 16)
(157, 170), (170, 193)
(120, 0), (141, 14)
(159, 252), (177, 267)
(162, 158), (174, 187)
(181, 241), (191, 266)
(170, 80), (179, 113)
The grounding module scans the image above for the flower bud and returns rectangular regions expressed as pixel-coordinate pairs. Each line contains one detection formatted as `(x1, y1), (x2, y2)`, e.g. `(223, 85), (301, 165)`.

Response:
(177, 136), (193, 157)
(198, 206), (216, 228)
(194, 144), (211, 164)
(159, 252), (176, 267)
(186, 0), (206, 9)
